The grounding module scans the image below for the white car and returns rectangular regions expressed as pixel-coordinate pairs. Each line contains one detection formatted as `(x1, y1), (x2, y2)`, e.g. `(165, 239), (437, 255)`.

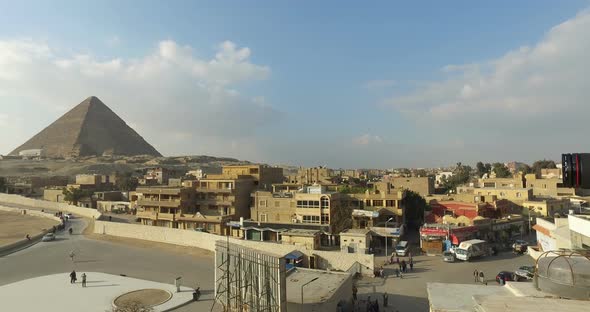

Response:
(42, 233), (56, 242)
(64, 213), (74, 220)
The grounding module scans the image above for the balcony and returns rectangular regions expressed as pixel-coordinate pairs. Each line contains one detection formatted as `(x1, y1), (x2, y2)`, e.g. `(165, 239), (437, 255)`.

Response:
(196, 199), (234, 206)
(158, 213), (178, 221)
(196, 187), (234, 193)
(137, 199), (181, 208)
(136, 211), (157, 220)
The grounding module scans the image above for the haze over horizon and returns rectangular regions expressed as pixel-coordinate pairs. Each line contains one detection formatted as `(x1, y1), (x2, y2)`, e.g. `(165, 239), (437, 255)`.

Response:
(1, 1), (588, 168)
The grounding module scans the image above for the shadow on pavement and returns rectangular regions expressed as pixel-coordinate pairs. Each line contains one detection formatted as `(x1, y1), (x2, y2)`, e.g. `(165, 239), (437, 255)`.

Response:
(355, 292), (428, 312)
(84, 284), (120, 288)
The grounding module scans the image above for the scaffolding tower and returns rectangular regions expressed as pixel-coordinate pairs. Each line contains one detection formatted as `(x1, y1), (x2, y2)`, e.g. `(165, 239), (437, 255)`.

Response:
(213, 240), (287, 312)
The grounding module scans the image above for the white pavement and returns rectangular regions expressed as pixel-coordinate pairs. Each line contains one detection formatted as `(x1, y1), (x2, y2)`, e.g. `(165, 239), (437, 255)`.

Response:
(0, 272), (195, 312)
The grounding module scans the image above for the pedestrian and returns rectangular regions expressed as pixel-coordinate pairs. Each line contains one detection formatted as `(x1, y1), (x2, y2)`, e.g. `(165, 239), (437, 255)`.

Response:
(25, 234), (30, 241)
(473, 269), (479, 282)
(402, 260), (407, 273)
(81, 273), (87, 287)
(410, 261), (414, 271)
(479, 271), (485, 284)
(373, 299), (380, 312)
(399, 269), (404, 279)
(352, 285), (358, 301)
(366, 296), (372, 312)
(380, 267), (385, 279)
(390, 255), (394, 264)
(396, 256), (400, 264)
(383, 292), (389, 307)
(69, 250), (75, 262)
(69, 270), (77, 284)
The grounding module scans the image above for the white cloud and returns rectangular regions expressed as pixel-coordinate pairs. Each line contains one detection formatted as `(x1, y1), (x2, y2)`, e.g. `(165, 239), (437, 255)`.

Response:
(0, 39), (276, 159)
(384, 10), (590, 127)
(364, 79), (396, 90)
(352, 134), (383, 146)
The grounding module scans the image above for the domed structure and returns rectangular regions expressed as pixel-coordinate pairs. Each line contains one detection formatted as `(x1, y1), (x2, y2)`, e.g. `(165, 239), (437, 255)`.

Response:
(535, 250), (590, 300)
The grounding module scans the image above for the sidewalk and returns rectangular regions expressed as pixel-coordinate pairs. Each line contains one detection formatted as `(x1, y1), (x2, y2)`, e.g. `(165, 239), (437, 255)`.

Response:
(0, 272), (195, 312)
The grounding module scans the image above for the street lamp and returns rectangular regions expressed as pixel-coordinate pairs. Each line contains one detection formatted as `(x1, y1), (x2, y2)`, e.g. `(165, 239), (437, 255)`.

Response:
(301, 277), (319, 304)
(385, 217), (394, 257)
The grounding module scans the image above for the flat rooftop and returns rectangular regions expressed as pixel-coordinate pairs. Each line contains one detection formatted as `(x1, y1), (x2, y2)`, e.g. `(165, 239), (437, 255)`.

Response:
(286, 268), (350, 304)
(427, 282), (511, 312)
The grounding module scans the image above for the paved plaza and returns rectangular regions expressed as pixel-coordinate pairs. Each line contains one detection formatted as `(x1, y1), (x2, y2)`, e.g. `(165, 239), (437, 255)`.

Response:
(0, 272), (194, 312)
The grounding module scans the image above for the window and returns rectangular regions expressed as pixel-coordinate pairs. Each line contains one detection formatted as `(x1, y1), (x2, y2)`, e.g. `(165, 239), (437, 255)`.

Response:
(274, 201), (280, 208)
(321, 213), (330, 224)
(321, 196), (329, 208)
(373, 200), (383, 207)
(259, 200), (266, 207)
(297, 200), (320, 208)
(386, 200), (394, 207)
(302, 215), (320, 224)
(516, 192), (521, 198)
(261, 214), (268, 222)
(365, 200), (372, 207)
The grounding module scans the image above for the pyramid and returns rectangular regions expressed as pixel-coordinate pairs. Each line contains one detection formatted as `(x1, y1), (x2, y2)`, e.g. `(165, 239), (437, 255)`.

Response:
(10, 96), (162, 158)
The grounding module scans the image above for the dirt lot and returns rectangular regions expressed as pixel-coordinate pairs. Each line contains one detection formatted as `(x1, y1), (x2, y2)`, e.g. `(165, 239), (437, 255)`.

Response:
(0, 211), (59, 246)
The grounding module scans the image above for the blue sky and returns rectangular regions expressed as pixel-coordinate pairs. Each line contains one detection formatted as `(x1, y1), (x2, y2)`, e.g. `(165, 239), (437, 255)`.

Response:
(1, 1), (589, 168)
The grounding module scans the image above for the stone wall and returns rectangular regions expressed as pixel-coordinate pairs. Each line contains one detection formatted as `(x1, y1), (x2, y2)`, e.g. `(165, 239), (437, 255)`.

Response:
(94, 220), (374, 276)
(0, 205), (62, 256)
(0, 194), (102, 219)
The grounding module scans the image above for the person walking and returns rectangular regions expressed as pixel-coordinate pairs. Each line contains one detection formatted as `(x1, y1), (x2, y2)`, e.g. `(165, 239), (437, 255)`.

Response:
(352, 285), (358, 301)
(479, 271), (485, 284)
(81, 273), (87, 287)
(383, 292), (389, 307)
(366, 296), (372, 312)
(473, 269), (479, 282)
(69, 250), (75, 263)
(69, 270), (77, 284)
(401, 260), (407, 273)
(409, 260), (414, 271)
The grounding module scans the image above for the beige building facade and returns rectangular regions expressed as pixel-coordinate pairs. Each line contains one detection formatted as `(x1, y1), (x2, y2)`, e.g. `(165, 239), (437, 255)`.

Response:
(523, 198), (571, 217)
(391, 177), (434, 197)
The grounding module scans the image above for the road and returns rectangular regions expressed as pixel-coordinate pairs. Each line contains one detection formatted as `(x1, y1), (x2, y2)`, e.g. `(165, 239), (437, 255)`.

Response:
(0, 216), (219, 311)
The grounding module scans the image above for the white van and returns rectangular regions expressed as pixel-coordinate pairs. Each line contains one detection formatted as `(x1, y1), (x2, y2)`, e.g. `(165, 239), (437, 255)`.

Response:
(395, 241), (409, 256)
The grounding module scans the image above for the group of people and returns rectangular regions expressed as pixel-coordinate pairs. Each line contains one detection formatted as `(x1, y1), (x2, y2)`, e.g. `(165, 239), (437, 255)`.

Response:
(69, 270), (87, 287)
(473, 269), (486, 285)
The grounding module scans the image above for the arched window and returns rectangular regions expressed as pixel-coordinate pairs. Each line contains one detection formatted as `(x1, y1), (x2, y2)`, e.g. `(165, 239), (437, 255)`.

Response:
(321, 196), (329, 208)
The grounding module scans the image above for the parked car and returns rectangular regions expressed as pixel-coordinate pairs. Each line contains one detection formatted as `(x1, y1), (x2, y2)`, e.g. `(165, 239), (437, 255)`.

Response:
(395, 241), (409, 256)
(442, 251), (455, 262)
(515, 265), (534, 281)
(512, 240), (528, 251)
(64, 213), (74, 220)
(496, 271), (515, 284)
(42, 233), (56, 242)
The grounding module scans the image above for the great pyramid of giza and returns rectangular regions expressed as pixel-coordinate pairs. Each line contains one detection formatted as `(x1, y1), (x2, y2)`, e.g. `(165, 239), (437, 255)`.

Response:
(10, 96), (162, 158)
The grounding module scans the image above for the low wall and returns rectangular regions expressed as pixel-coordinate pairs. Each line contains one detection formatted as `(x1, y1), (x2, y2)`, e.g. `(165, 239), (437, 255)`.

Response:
(0, 205), (62, 257)
(0, 193), (102, 219)
(95, 221), (374, 276)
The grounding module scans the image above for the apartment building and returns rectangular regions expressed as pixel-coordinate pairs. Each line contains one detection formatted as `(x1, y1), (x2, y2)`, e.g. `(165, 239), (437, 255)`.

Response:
(524, 174), (576, 197)
(477, 174), (525, 188)
(457, 186), (532, 212)
(219, 164), (284, 190)
(135, 186), (197, 228)
(390, 176), (434, 197)
(286, 166), (334, 185)
(522, 198), (571, 217)
(346, 182), (406, 229)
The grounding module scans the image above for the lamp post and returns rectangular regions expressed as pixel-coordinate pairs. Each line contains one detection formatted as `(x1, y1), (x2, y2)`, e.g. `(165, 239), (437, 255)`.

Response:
(385, 217), (394, 257)
(301, 277), (319, 304)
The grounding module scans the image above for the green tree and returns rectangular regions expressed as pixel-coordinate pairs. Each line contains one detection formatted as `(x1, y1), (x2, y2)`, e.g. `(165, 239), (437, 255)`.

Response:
(115, 172), (139, 191)
(441, 162), (472, 193)
(476, 162), (486, 177)
(62, 187), (91, 206)
(492, 162), (512, 178)
(531, 160), (556, 176)
(520, 164), (533, 174)
(402, 190), (427, 228)
(331, 200), (353, 234)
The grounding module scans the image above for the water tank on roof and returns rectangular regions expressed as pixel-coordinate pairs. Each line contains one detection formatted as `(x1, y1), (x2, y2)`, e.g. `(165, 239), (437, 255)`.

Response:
(535, 251), (590, 300)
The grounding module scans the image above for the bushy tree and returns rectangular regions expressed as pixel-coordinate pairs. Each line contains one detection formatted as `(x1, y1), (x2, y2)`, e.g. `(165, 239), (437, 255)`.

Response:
(441, 162), (472, 193)
(492, 162), (512, 178)
(116, 172), (139, 191)
(531, 160), (557, 176)
(402, 190), (427, 228)
(476, 162), (492, 177)
(62, 187), (92, 205)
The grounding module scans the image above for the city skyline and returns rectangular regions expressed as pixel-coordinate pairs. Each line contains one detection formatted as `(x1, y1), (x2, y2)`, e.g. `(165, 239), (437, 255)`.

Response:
(1, 1), (588, 168)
